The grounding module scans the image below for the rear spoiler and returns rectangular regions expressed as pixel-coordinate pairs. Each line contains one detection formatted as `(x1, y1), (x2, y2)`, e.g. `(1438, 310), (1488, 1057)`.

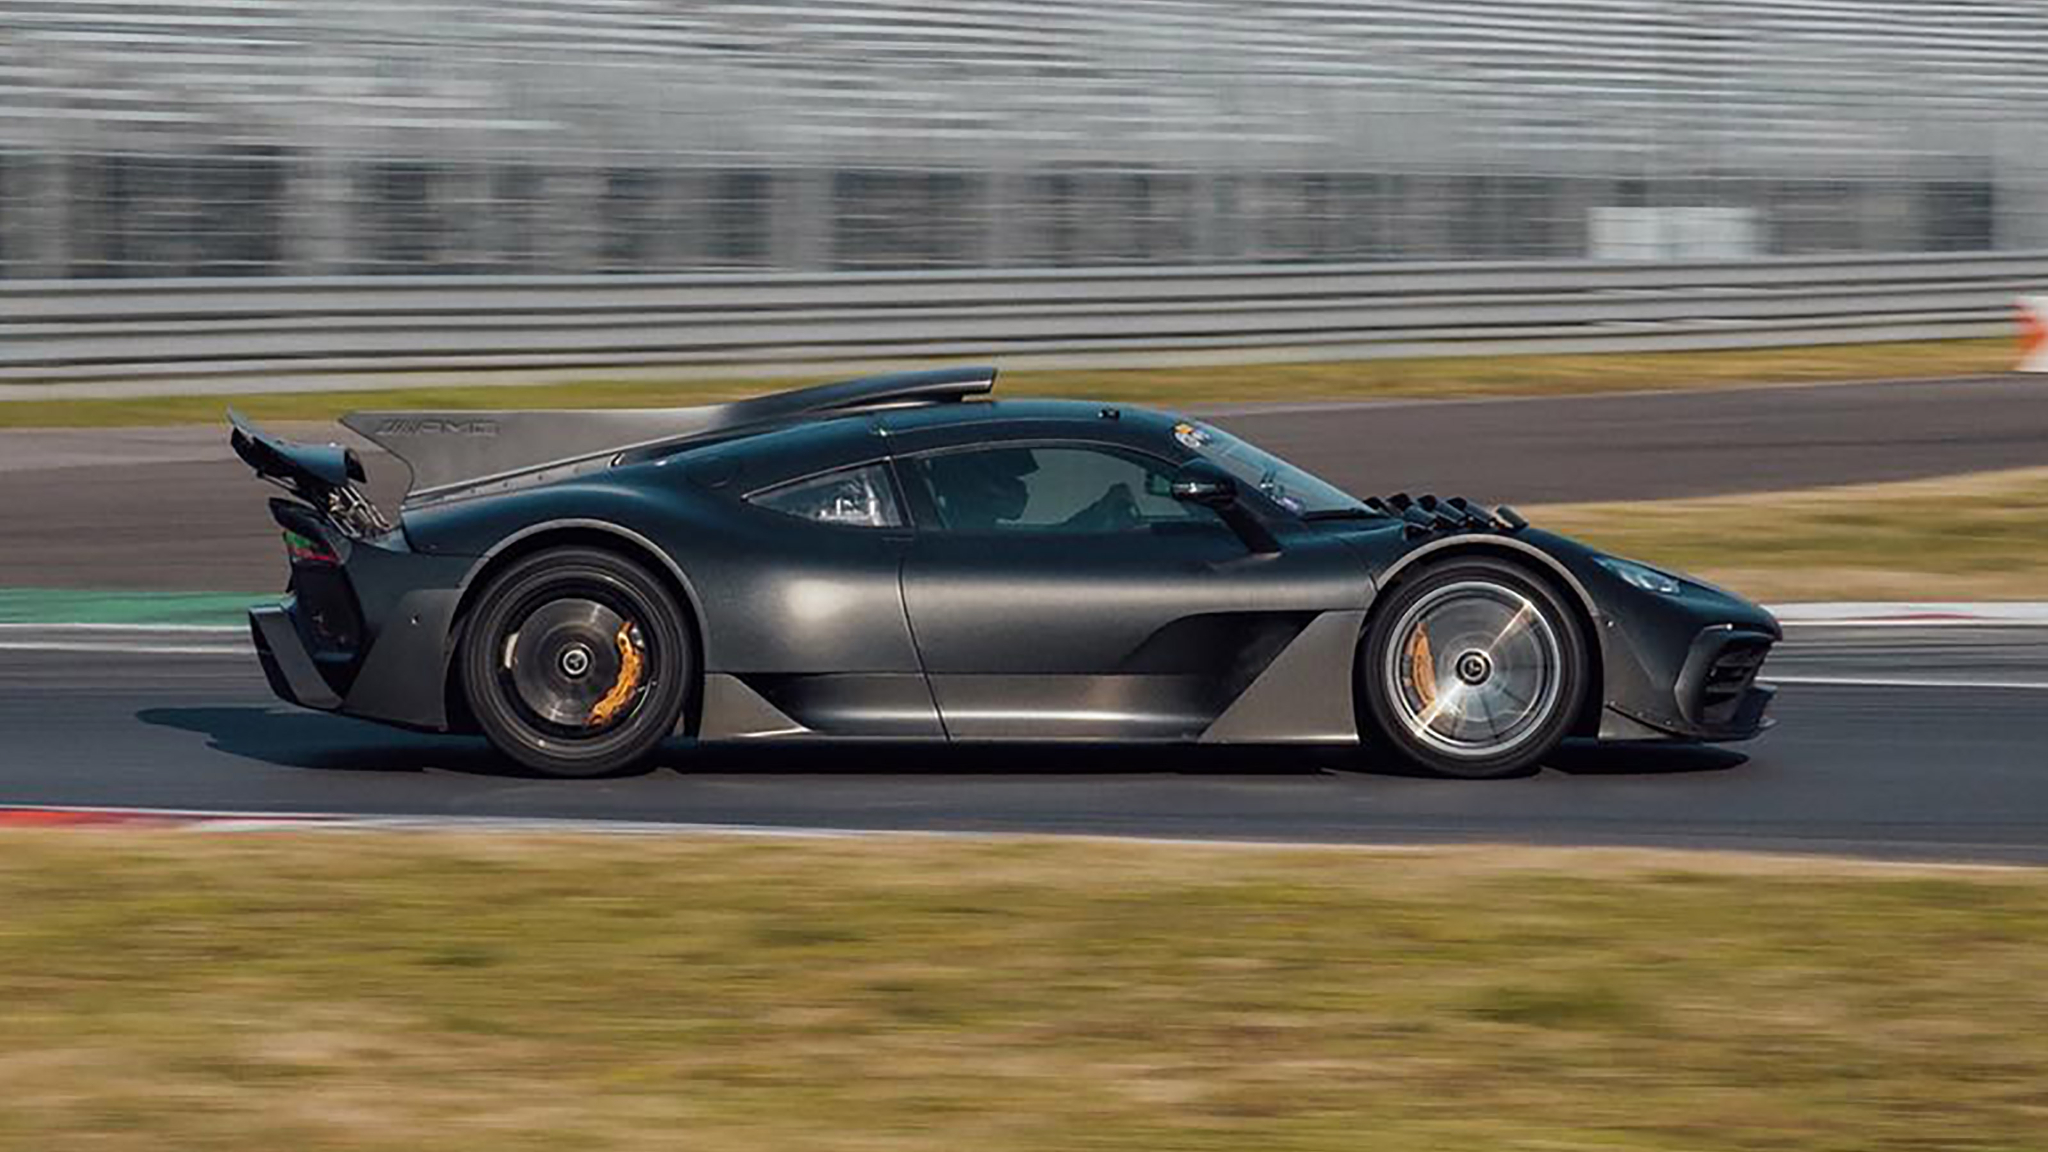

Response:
(340, 365), (996, 504)
(230, 409), (366, 491)
(229, 409), (391, 537)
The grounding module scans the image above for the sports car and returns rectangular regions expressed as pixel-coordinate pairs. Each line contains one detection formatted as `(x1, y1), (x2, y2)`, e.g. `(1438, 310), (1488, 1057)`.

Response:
(230, 366), (1777, 779)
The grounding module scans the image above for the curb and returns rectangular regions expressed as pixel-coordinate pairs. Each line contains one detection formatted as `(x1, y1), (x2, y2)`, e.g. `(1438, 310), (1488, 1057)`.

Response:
(0, 807), (833, 836)
(3, 807), (2042, 872)
(0, 806), (350, 830)
(1769, 602), (2048, 626)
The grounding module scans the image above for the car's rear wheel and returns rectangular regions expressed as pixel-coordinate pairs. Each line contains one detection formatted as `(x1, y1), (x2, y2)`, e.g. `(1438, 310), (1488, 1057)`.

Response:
(460, 546), (691, 777)
(1358, 557), (1586, 779)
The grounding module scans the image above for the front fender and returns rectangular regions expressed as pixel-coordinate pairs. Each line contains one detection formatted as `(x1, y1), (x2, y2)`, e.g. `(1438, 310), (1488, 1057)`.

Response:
(1535, 533), (1780, 740)
(1363, 525), (1779, 742)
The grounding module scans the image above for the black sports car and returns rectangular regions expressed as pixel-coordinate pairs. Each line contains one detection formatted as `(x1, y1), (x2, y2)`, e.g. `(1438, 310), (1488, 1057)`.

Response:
(230, 366), (1777, 779)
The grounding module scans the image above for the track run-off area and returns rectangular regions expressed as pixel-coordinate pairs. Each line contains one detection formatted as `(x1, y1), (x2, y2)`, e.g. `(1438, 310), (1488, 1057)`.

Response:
(3, 374), (2046, 860)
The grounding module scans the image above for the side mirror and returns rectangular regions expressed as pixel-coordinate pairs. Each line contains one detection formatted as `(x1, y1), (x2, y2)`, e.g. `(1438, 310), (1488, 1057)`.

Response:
(1171, 460), (1279, 554)
(1169, 460), (1239, 509)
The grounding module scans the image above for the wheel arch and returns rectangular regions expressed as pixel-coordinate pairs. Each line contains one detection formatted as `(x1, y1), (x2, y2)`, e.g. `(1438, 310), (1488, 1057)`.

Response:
(1367, 536), (1606, 738)
(442, 519), (708, 735)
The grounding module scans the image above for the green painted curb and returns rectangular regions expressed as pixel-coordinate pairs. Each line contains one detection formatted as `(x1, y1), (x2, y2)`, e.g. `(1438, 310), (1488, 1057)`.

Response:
(0, 589), (266, 627)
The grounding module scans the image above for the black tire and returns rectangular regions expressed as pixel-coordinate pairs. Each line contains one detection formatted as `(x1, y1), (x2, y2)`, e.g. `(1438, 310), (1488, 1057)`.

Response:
(460, 546), (692, 777)
(1357, 556), (1587, 779)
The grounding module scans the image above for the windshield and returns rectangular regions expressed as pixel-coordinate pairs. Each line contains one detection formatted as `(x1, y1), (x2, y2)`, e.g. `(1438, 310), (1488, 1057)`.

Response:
(1170, 420), (1365, 516)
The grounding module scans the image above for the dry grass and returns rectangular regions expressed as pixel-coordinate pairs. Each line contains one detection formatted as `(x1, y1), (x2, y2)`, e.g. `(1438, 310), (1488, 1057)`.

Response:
(4, 830), (2048, 1151)
(0, 337), (2014, 428)
(1532, 465), (2048, 601)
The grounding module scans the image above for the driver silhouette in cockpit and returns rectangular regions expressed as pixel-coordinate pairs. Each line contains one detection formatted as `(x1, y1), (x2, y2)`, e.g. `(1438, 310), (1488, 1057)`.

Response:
(924, 448), (1037, 531)
(925, 448), (1145, 533)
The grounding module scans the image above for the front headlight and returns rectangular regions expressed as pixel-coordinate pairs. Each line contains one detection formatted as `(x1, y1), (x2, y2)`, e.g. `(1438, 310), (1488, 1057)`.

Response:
(1593, 555), (1682, 595)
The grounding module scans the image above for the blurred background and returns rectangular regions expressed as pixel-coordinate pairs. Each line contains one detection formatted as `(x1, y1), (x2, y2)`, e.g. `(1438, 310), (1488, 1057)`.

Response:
(7, 14), (2048, 1147)
(2, 0), (2045, 279)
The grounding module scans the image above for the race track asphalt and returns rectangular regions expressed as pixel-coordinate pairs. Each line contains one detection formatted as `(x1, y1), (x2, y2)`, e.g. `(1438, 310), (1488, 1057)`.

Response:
(3, 624), (2044, 862)
(4, 374), (2046, 591)
(3, 374), (2045, 862)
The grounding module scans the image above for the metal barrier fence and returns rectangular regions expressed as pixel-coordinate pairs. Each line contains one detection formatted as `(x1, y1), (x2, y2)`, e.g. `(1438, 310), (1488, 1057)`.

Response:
(2, 252), (2039, 386)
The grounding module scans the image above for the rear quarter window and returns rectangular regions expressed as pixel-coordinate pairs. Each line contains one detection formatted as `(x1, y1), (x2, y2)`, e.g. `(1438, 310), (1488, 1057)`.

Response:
(747, 463), (904, 528)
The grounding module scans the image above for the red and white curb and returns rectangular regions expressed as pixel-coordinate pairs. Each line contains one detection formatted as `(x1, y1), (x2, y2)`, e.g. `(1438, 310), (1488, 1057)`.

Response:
(0, 806), (1318, 848)
(2, 807), (2040, 873)
(0, 805), (893, 837)
(0, 806), (352, 831)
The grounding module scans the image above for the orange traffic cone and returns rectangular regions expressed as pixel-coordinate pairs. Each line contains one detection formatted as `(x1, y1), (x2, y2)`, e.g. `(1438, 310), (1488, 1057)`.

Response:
(2022, 298), (2048, 372)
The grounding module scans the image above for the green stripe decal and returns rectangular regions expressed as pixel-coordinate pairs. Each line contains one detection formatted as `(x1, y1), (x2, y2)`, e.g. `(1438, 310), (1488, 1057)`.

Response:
(0, 589), (266, 627)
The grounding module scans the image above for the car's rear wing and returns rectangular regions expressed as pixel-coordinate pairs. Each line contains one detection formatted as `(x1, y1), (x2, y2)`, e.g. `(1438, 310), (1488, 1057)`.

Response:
(229, 409), (393, 538)
(340, 365), (997, 504)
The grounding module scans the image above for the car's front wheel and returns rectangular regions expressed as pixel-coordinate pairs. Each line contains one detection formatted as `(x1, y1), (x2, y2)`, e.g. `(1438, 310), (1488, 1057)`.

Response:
(1358, 557), (1586, 779)
(460, 546), (692, 777)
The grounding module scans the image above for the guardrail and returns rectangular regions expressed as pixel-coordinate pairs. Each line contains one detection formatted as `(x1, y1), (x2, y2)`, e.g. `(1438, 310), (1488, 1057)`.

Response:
(2, 251), (2040, 386)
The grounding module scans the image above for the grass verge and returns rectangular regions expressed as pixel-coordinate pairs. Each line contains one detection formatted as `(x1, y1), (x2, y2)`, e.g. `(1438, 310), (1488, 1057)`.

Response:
(4, 831), (2048, 1151)
(1532, 465), (2048, 601)
(0, 337), (2014, 428)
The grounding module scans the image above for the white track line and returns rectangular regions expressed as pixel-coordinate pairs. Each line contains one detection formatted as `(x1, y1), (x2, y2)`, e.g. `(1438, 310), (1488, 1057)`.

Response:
(0, 623), (244, 635)
(0, 641), (249, 656)
(1772, 675), (2048, 691)
(1770, 602), (2048, 626)
(1778, 618), (2048, 629)
(0, 622), (249, 655)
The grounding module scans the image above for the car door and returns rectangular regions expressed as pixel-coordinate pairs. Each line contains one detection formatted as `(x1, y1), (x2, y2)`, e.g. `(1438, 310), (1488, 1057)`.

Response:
(895, 437), (1364, 740)
(691, 447), (945, 740)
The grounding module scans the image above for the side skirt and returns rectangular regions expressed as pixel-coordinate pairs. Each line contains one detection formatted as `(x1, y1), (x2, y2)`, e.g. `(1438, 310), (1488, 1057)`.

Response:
(693, 673), (947, 741)
(693, 674), (813, 740)
(1198, 609), (1366, 744)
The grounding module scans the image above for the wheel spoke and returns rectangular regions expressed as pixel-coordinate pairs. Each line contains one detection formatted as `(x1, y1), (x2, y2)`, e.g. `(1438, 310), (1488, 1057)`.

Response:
(1386, 579), (1563, 760)
(1486, 602), (1534, 651)
(1414, 680), (1468, 736)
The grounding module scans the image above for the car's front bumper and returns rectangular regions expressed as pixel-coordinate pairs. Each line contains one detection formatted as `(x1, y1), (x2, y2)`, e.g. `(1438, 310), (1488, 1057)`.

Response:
(1599, 622), (1778, 743)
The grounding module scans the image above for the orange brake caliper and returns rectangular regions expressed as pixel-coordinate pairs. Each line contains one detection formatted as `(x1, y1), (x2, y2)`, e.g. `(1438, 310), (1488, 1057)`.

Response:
(586, 623), (645, 728)
(1407, 627), (1437, 711)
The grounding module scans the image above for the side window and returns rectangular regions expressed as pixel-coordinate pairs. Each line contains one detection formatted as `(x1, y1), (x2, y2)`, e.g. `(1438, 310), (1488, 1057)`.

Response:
(906, 445), (1215, 534)
(748, 463), (903, 528)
